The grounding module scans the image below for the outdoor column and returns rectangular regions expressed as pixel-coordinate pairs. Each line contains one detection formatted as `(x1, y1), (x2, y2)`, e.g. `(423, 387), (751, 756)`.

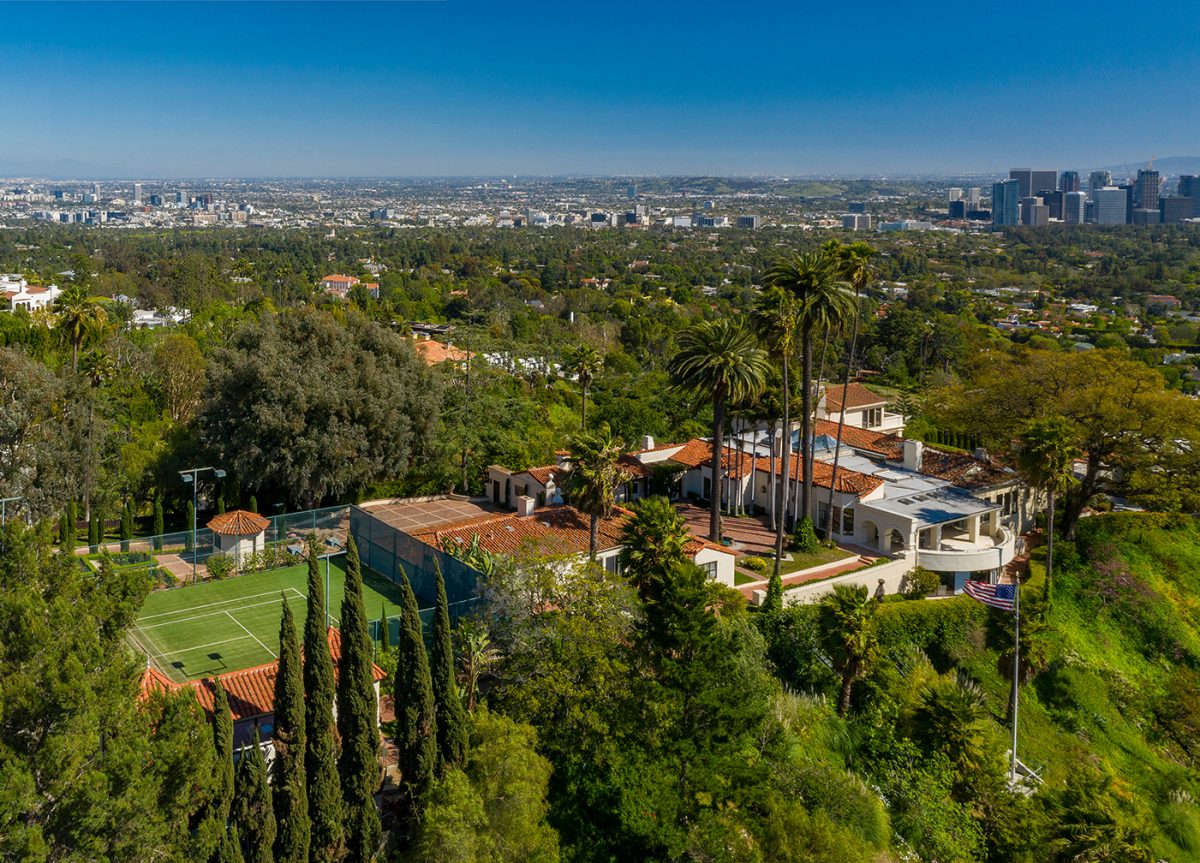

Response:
(967, 515), (980, 542)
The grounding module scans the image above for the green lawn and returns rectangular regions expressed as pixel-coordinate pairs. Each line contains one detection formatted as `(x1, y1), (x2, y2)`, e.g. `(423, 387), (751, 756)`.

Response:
(131, 557), (408, 683)
(776, 546), (856, 576)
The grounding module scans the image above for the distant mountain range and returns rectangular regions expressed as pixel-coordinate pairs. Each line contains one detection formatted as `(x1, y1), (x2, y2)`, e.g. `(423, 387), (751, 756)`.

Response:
(1094, 156), (1200, 177)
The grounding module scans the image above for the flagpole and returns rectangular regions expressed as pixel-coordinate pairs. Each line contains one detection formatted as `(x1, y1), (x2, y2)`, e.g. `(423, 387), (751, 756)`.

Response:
(1009, 548), (1020, 785)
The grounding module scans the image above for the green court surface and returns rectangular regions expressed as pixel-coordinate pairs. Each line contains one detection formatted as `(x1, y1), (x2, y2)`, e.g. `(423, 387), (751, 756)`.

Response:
(131, 558), (407, 683)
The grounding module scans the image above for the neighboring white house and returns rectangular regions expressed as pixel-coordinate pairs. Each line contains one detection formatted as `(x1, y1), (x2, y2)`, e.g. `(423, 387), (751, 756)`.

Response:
(1, 275), (61, 311)
(319, 274), (379, 300)
(816, 382), (906, 435)
(207, 509), (270, 568)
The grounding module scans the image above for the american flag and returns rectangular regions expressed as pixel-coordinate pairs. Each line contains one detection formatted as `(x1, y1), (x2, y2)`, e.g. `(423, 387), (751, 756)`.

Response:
(962, 580), (1016, 611)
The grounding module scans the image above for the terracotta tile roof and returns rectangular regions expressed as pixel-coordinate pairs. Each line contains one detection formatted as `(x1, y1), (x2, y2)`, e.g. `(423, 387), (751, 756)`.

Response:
(413, 339), (471, 365)
(824, 382), (886, 412)
(523, 465), (558, 486)
(762, 452), (884, 495)
(668, 437), (881, 495)
(813, 419), (903, 459)
(915, 446), (1015, 490)
(139, 628), (386, 723)
(321, 274), (358, 285)
(667, 439), (757, 480)
(412, 505), (629, 558)
(206, 509), (270, 536)
(616, 454), (654, 479)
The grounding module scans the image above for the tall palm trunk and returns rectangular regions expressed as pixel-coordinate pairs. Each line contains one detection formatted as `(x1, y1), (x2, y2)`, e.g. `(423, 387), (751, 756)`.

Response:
(768, 419), (777, 530)
(799, 328), (815, 527)
(589, 514), (598, 560)
(708, 388), (727, 542)
(580, 381), (588, 431)
(1045, 489), (1055, 588)
(773, 358), (790, 576)
(825, 293), (862, 541)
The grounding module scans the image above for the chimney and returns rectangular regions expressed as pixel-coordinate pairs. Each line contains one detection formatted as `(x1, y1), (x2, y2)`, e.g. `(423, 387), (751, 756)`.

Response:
(902, 439), (924, 473)
(515, 495), (536, 517)
(641, 435), (655, 451)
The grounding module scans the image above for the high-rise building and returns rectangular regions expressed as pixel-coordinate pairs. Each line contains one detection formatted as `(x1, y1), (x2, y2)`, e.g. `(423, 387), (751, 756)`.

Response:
(992, 179), (1020, 226)
(1088, 170), (1112, 196)
(1093, 187), (1128, 225)
(175, 190), (186, 205)
(966, 187), (982, 207)
(1118, 184), (1136, 223)
(842, 213), (872, 230)
(1161, 197), (1194, 225)
(92, 182), (100, 197)
(1020, 197), (1049, 227)
(1010, 169), (1057, 198)
(948, 187), (963, 202)
(133, 183), (142, 205)
(1060, 171), (1081, 193)
(948, 200), (967, 219)
(627, 184), (637, 199)
(1178, 176), (1200, 215)
(1041, 190), (1064, 220)
(735, 215), (761, 229)
(1064, 191), (1087, 224)
(1134, 169), (1160, 209)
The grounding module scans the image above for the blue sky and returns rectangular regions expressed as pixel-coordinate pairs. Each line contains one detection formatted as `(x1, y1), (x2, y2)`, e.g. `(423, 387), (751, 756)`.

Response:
(4, 1), (1199, 177)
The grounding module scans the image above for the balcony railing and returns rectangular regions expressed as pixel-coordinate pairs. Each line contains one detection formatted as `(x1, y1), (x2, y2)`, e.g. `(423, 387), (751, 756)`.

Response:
(917, 526), (1015, 573)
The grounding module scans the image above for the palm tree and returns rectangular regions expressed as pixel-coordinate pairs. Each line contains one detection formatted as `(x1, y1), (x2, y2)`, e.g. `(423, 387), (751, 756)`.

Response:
(669, 319), (770, 542)
(54, 285), (108, 372)
(79, 348), (117, 523)
(753, 286), (800, 577)
(619, 495), (691, 601)
(562, 344), (603, 430)
(910, 671), (988, 789)
(818, 584), (879, 716)
(823, 241), (876, 539)
(1017, 417), (1079, 589)
(766, 252), (855, 531)
(565, 423), (624, 559)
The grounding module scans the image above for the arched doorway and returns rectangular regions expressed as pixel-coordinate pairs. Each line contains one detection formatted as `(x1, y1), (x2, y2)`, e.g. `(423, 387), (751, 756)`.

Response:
(888, 529), (906, 553)
(860, 520), (880, 550)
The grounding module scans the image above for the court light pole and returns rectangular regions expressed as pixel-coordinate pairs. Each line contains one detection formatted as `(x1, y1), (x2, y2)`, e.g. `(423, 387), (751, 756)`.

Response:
(0, 496), (21, 526)
(180, 467), (225, 584)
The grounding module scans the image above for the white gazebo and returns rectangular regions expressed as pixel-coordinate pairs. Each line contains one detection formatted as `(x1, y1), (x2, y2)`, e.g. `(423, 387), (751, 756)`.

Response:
(207, 509), (270, 567)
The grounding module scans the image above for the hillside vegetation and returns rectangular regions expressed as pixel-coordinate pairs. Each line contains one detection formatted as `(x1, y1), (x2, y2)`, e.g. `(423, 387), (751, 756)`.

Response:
(761, 512), (1200, 862)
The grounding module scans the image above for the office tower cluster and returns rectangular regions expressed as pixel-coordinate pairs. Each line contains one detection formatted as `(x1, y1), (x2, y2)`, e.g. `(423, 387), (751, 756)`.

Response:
(992, 165), (1198, 228)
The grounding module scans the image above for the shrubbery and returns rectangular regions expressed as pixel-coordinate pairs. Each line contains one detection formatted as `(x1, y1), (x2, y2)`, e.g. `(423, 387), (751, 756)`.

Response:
(900, 566), (940, 599)
(741, 555), (768, 573)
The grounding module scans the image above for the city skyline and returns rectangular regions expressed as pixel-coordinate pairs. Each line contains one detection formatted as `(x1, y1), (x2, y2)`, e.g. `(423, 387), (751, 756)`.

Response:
(4, 0), (1200, 178)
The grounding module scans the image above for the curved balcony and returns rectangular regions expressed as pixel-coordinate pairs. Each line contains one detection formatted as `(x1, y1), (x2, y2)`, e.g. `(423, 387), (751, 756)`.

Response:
(917, 526), (1015, 574)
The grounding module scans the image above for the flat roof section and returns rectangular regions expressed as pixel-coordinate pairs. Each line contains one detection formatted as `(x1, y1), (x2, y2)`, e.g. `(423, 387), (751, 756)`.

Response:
(858, 485), (999, 526)
(357, 497), (498, 534)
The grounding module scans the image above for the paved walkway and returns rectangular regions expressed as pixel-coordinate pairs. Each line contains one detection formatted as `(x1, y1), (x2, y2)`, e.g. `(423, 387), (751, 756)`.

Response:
(675, 501), (781, 555)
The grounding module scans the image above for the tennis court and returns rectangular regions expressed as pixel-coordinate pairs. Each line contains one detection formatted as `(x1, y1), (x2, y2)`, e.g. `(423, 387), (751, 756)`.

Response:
(130, 557), (408, 683)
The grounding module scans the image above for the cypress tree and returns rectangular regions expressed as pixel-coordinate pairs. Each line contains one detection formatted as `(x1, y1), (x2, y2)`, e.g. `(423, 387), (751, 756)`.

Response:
(337, 535), (382, 862)
(250, 494), (258, 514)
(233, 733), (276, 863)
(764, 571), (783, 613)
(217, 826), (246, 863)
(394, 567), (437, 809)
(303, 541), (343, 862)
(218, 495), (227, 515)
(186, 500), (196, 550)
(67, 500), (78, 546)
(430, 563), (468, 771)
(153, 494), (164, 550)
(59, 510), (69, 546)
(272, 596), (310, 863)
(212, 678), (235, 826)
(88, 509), (99, 550)
(121, 500), (134, 552)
